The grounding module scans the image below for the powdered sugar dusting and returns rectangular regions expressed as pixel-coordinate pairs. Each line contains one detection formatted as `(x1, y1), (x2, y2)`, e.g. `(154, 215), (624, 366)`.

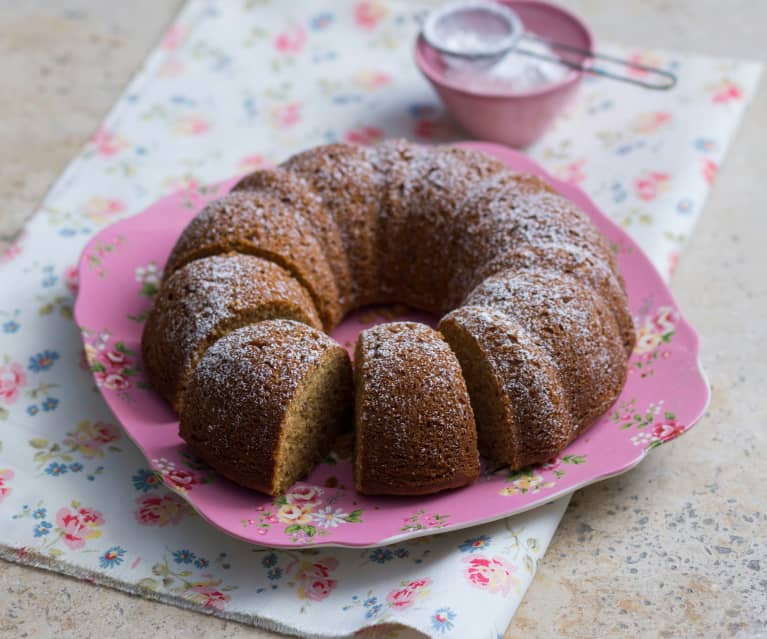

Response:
(142, 253), (320, 405)
(358, 322), (470, 424)
(465, 269), (626, 426)
(356, 321), (478, 492)
(163, 190), (342, 327)
(161, 253), (318, 349)
(233, 166), (351, 308)
(283, 144), (385, 309)
(192, 321), (336, 408)
(182, 321), (344, 475)
(440, 305), (575, 463)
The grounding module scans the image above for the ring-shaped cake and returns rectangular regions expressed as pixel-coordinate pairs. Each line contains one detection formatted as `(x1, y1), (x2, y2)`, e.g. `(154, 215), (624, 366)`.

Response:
(141, 140), (635, 496)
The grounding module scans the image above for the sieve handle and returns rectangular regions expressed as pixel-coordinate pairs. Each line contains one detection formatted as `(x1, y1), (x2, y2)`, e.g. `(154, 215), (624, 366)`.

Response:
(518, 34), (677, 91)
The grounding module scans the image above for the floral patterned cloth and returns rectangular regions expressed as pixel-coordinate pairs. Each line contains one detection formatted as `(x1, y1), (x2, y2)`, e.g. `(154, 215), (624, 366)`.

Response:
(0, 1), (761, 637)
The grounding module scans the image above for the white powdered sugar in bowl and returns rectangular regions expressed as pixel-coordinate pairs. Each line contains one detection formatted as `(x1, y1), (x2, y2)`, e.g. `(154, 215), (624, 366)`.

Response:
(443, 37), (571, 93)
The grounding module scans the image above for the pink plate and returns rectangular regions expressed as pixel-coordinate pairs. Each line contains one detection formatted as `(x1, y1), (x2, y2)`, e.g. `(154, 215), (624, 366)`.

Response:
(74, 142), (710, 548)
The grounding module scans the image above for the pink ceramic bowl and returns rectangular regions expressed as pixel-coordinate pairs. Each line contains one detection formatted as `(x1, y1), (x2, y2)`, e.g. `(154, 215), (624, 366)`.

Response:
(415, 0), (593, 148)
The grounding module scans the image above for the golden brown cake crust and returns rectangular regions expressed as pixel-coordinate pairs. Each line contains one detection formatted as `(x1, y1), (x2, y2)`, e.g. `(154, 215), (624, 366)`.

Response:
(439, 306), (575, 469)
(141, 253), (321, 413)
(395, 146), (507, 313)
(280, 144), (385, 311)
(367, 139), (430, 301)
(162, 190), (342, 329)
(465, 269), (628, 430)
(232, 167), (352, 312)
(354, 322), (480, 495)
(179, 321), (352, 495)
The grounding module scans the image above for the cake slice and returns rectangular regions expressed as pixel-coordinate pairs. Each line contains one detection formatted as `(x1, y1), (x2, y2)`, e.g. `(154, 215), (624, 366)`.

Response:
(179, 321), (353, 496)
(354, 322), (480, 495)
(141, 253), (321, 413)
(438, 306), (575, 469)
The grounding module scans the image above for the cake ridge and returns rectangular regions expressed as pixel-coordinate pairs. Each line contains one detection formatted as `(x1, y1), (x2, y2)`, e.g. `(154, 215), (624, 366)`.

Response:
(161, 190), (342, 328)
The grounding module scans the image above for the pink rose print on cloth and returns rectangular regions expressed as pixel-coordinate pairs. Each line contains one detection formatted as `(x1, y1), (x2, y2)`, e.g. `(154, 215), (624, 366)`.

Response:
(386, 578), (432, 610)
(70, 420), (122, 458)
(173, 114), (211, 136)
(161, 23), (185, 50)
(353, 70), (392, 91)
(147, 550), (236, 611)
(634, 170), (671, 202)
(0, 469), (14, 502)
(159, 57), (185, 78)
(668, 251), (680, 276)
(55, 505), (105, 550)
(354, 1), (388, 30)
(626, 51), (665, 78)
(710, 79), (743, 104)
(237, 154), (272, 174)
(90, 128), (129, 157)
(135, 493), (194, 526)
(185, 583), (231, 610)
(159, 174), (219, 211)
(632, 111), (673, 134)
(82, 196), (125, 224)
(1, 235), (24, 263)
(0, 360), (27, 404)
(296, 557), (339, 601)
(64, 265), (79, 295)
(270, 102), (302, 129)
(344, 126), (384, 145)
(703, 158), (718, 186)
(274, 24), (307, 54)
(555, 158), (587, 185)
(463, 556), (520, 597)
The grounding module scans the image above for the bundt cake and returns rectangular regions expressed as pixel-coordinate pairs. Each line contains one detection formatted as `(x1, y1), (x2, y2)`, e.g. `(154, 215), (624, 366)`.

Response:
(179, 321), (353, 495)
(142, 139), (635, 497)
(354, 322), (479, 495)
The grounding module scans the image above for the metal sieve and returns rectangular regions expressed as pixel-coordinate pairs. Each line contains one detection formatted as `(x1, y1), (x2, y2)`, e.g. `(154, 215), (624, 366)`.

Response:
(421, 1), (677, 90)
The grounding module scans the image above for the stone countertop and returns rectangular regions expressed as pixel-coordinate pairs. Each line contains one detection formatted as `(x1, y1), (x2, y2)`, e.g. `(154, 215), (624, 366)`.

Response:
(0, 1), (764, 637)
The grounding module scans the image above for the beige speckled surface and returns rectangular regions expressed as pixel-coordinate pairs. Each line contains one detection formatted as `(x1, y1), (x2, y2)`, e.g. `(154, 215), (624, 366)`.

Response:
(1, 1), (765, 638)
